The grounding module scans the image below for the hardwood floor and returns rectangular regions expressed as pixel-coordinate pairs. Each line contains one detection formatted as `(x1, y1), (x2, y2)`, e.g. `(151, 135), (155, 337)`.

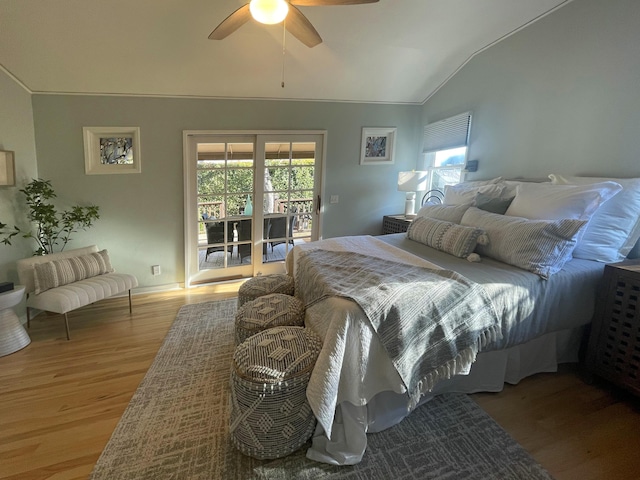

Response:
(475, 367), (640, 479)
(1, 284), (639, 479)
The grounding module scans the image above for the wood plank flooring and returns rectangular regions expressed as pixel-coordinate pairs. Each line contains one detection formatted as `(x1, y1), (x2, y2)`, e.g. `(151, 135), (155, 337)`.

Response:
(1, 284), (639, 479)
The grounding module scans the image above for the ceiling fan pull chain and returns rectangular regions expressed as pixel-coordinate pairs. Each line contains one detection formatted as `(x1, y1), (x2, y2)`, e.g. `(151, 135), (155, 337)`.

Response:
(281, 19), (287, 88)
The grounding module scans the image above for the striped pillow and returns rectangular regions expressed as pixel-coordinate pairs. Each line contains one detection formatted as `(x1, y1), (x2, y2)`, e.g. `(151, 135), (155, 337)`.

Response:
(415, 203), (471, 224)
(407, 216), (486, 259)
(33, 250), (114, 294)
(461, 207), (586, 279)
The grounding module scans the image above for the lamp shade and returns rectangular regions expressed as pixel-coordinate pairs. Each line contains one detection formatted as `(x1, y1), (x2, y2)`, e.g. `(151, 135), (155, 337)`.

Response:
(397, 171), (428, 192)
(250, 0), (289, 25)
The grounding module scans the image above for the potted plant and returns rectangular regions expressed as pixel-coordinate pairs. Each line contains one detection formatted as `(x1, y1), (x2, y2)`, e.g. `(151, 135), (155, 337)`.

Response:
(0, 178), (100, 255)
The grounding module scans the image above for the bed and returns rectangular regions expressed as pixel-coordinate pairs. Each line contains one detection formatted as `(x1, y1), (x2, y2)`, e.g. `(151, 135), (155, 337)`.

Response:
(286, 175), (640, 465)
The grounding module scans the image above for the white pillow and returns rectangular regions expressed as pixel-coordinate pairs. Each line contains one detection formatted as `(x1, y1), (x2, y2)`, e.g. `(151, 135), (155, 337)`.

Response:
(550, 174), (640, 262)
(501, 179), (550, 197)
(500, 181), (521, 198)
(461, 177), (503, 187)
(444, 183), (505, 206)
(415, 203), (471, 224)
(504, 181), (622, 221)
(461, 207), (586, 279)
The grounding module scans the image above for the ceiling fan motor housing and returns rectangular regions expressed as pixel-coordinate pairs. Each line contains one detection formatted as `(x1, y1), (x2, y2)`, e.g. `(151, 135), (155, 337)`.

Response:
(250, 0), (290, 25)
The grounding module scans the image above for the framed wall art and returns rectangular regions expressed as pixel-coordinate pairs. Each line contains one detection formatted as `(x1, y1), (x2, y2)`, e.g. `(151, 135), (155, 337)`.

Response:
(0, 150), (16, 186)
(83, 126), (141, 175)
(360, 127), (396, 165)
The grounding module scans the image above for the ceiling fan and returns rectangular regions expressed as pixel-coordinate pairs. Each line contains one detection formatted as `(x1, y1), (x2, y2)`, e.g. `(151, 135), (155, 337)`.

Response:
(208, 0), (379, 48)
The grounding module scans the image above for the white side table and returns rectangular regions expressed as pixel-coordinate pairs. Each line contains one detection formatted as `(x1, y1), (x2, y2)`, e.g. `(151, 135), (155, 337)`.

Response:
(0, 285), (30, 357)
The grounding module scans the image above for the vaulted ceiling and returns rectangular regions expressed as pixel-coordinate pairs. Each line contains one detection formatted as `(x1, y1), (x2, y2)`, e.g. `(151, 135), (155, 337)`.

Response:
(0, 0), (570, 104)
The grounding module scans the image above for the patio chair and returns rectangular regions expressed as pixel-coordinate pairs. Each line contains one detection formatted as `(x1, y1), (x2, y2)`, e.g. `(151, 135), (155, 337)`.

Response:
(205, 221), (234, 260)
(267, 215), (296, 252)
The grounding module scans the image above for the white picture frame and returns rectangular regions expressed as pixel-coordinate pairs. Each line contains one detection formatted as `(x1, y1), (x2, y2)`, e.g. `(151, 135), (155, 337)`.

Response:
(83, 126), (141, 175)
(0, 150), (16, 186)
(360, 127), (396, 165)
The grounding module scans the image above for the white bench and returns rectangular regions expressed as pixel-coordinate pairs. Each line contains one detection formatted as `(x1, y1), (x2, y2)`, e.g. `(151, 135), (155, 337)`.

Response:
(16, 245), (138, 340)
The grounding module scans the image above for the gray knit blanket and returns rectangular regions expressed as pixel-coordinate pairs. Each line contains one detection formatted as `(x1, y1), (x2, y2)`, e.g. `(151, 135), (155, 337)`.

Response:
(295, 249), (500, 408)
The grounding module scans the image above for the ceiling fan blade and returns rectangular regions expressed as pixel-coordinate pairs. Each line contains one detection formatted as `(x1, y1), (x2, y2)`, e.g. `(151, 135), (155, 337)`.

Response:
(208, 4), (251, 40)
(286, 5), (323, 48)
(290, 0), (379, 6)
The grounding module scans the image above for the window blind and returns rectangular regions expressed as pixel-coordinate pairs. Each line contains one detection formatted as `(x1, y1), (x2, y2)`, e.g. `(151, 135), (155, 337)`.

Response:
(422, 112), (472, 153)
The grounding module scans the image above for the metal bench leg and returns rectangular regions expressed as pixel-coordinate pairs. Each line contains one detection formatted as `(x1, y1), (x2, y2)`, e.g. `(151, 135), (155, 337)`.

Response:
(128, 290), (133, 314)
(64, 313), (71, 340)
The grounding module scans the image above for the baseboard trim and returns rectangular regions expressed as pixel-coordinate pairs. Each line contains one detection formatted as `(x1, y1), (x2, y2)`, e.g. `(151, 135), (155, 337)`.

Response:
(130, 283), (184, 295)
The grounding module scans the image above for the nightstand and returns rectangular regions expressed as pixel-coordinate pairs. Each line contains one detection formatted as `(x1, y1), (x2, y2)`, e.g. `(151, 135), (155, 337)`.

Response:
(585, 260), (640, 397)
(382, 215), (413, 234)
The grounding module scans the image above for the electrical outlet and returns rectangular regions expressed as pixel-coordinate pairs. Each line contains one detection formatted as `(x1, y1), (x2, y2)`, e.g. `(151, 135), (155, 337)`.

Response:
(330, 195), (339, 204)
(151, 265), (161, 276)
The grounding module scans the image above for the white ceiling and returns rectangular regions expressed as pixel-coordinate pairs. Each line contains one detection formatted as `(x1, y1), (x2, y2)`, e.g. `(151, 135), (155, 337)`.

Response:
(0, 0), (570, 104)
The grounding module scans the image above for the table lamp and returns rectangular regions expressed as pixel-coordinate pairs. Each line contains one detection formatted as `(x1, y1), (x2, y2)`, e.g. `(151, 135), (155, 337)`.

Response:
(397, 171), (428, 218)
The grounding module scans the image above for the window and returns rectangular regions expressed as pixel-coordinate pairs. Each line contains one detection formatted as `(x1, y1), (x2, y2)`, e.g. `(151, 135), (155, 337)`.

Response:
(421, 112), (472, 194)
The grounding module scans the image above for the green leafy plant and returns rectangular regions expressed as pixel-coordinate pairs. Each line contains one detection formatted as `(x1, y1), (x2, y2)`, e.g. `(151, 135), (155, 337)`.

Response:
(0, 178), (100, 255)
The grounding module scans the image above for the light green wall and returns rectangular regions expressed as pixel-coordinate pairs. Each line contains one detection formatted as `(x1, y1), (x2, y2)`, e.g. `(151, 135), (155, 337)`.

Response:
(0, 69), (37, 284)
(15, 0), (640, 292)
(423, 0), (640, 180)
(31, 95), (421, 288)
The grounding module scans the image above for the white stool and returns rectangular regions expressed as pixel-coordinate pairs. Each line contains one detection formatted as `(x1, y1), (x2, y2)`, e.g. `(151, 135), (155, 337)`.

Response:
(0, 285), (30, 357)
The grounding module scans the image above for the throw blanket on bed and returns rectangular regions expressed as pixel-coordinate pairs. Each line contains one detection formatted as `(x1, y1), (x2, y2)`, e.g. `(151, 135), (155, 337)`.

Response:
(295, 248), (501, 409)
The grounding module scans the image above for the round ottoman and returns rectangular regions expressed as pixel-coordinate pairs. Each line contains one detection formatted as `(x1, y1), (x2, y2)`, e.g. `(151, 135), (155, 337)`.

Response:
(237, 273), (295, 308)
(234, 293), (305, 345)
(230, 326), (322, 460)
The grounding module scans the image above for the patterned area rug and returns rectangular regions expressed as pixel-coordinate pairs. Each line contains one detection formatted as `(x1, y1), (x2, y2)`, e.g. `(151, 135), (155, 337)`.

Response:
(90, 299), (554, 480)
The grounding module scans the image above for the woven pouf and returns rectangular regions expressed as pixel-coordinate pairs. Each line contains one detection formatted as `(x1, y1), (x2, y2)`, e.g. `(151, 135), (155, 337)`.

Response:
(237, 273), (295, 308)
(234, 293), (305, 345)
(230, 326), (322, 460)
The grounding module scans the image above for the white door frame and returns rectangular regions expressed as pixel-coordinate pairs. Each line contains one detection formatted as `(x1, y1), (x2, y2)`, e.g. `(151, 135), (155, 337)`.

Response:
(183, 130), (326, 288)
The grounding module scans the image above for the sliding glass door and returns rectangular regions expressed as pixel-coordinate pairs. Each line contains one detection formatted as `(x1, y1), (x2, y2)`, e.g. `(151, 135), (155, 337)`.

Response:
(183, 131), (324, 287)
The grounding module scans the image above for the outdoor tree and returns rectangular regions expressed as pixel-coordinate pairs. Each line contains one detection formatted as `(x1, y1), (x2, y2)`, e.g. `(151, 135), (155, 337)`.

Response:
(197, 159), (315, 220)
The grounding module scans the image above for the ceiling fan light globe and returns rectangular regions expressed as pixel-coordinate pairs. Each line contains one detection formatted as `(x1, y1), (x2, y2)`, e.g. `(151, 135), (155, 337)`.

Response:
(249, 0), (289, 25)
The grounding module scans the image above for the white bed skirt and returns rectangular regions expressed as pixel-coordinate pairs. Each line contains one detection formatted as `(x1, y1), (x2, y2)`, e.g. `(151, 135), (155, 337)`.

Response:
(306, 326), (584, 465)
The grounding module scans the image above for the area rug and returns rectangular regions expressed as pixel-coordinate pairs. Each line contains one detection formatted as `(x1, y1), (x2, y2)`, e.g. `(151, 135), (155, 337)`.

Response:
(90, 299), (554, 480)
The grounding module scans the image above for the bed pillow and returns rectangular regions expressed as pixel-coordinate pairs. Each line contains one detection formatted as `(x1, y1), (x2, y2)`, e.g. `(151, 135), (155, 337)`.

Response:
(504, 181), (622, 221)
(34, 250), (114, 294)
(460, 177), (504, 187)
(550, 174), (640, 263)
(443, 183), (506, 206)
(407, 216), (487, 260)
(500, 178), (551, 196)
(415, 203), (471, 224)
(461, 207), (587, 279)
(474, 192), (514, 214)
